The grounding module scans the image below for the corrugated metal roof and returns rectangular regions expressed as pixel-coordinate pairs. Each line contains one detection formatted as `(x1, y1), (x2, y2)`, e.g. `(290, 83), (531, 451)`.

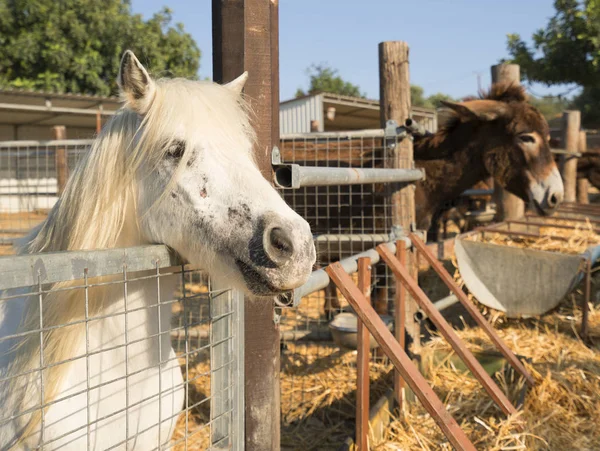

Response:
(280, 92), (436, 134)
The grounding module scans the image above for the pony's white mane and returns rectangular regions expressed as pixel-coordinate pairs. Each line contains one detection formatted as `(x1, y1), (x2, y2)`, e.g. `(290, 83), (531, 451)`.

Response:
(18, 77), (255, 254)
(6, 76), (256, 444)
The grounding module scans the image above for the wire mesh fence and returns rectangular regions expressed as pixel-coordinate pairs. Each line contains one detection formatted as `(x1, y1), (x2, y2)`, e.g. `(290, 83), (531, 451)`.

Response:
(277, 119), (436, 443)
(0, 246), (243, 450)
(0, 140), (91, 248)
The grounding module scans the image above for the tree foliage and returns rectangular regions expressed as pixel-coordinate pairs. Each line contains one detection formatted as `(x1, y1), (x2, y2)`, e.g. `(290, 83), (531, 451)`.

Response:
(506, 0), (600, 125)
(0, 0), (200, 96)
(295, 64), (366, 98)
(295, 63), (456, 109)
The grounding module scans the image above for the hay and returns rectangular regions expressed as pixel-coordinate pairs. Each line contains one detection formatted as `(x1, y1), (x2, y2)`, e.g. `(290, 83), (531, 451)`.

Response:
(373, 239), (600, 451)
(280, 342), (393, 451)
(481, 220), (600, 255)
(375, 295), (600, 450)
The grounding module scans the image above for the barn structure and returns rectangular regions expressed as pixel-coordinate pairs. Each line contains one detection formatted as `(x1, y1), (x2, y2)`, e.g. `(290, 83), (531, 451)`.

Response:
(280, 91), (437, 134)
(0, 88), (118, 140)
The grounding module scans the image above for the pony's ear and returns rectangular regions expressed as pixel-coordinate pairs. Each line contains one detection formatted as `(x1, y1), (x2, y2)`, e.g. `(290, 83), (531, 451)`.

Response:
(440, 100), (508, 122)
(224, 72), (248, 95)
(118, 50), (156, 114)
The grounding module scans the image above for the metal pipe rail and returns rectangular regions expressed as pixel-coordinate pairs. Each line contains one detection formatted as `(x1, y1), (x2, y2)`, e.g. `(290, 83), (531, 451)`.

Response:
(273, 165), (425, 189)
(290, 238), (413, 307)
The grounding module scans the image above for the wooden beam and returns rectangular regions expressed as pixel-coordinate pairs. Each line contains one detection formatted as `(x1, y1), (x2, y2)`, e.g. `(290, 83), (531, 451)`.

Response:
(53, 125), (68, 195)
(376, 244), (517, 416)
(212, 1), (280, 449)
(577, 130), (589, 204)
(379, 41), (420, 354)
(394, 242), (406, 410)
(325, 263), (477, 451)
(491, 64), (525, 221)
(409, 233), (535, 386)
(356, 258), (371, 451)
(562, 111), (581, 203)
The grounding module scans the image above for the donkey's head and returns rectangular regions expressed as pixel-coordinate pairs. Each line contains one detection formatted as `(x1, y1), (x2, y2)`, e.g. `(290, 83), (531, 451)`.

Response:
(440, 83), (563, 215)
(118, 51), (315, 296)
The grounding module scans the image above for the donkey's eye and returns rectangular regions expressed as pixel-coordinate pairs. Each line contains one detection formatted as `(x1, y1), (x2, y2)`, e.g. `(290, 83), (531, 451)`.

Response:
(519, 134), (535, 144)
(166, 140), (186, 159)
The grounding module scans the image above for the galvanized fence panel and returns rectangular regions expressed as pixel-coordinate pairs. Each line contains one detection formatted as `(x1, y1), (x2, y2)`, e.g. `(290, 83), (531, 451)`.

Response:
(0, 140), (92, 246)
(276, 122), (435, 443)
(0, 245), (244, 450)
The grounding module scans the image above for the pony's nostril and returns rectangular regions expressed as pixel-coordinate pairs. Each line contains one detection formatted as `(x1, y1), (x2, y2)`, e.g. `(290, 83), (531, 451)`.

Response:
(265, 227), (294, 264)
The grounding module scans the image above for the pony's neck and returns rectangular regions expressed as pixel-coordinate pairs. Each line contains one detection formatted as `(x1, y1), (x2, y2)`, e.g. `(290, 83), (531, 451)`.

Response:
(414, 133), (489, 229)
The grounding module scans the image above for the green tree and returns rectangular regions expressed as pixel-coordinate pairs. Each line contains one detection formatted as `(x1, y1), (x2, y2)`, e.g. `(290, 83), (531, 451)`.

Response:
(410, 85), (429, 107)
(506, 0), (600, 125)
(0, 0), (200, 96)
(295, 64), (366, 98)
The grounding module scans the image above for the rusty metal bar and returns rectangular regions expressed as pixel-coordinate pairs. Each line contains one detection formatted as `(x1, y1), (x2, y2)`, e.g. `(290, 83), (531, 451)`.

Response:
(394, 242), (406, 410)
(325, 263), (477, 451)
(508, 219), (600, 233)
(356, 258), (371, 451)
(583, 258), (591, 339)
(481, 228), (570, 242)
(376, 245), (518, 415)
(409, 234), (535, 386)
(527, 213), (600, 225)
(558, 204), (600, 214)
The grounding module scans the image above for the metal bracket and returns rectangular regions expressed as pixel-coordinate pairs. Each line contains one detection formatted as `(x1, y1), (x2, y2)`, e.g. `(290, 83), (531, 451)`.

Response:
(274, 291), (295, 308)
(271, 145), (282, 165)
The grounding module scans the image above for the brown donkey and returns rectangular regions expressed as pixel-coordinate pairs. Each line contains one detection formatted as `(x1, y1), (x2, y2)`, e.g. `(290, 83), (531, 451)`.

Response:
(414, 82), (564, 241)
(325, 83), (565, 319)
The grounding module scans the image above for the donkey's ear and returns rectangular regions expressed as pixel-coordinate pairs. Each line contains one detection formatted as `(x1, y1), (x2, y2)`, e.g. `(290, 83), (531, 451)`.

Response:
(224, 72), (248, 95)
(439, 100), (479, 121)
(118, 50), (156, 114)
(440, 100), (507, 122)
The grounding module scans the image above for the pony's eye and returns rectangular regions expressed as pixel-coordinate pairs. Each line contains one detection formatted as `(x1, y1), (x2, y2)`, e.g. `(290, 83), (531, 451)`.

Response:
(166, 141), (185, 159)
(519, 134), (535, 144)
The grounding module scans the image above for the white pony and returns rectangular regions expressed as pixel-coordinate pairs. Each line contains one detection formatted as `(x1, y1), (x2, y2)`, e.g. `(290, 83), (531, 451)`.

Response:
(0, 51), (315, 450)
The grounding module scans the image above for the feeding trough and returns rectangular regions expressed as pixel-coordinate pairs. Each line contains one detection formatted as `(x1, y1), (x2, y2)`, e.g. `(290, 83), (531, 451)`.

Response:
(454, 204), (600, 320)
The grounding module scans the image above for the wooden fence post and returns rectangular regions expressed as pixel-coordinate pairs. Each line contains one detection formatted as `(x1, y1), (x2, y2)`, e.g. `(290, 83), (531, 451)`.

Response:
(562, 111), (581, 203)
(491, 64), (525, 221)
(577, 130), (589, 204)
(378, 41), (421, 358)
(53, 126), (68, 195)
(213, 1), (280, 449)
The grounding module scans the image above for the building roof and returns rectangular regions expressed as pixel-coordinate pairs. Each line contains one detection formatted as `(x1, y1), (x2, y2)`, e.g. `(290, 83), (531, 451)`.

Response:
(0, 88), (120, 129)
(280, 91), (436, 133)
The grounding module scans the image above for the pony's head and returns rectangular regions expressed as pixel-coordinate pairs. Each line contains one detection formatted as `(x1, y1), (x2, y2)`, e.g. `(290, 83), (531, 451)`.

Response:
(119, 51), (315, 296)
(439, 83), (564, 216)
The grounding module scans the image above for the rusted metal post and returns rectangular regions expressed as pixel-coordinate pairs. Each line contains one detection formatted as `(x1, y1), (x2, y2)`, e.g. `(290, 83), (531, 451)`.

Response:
(379, 41), (420, 356)
(325, 263), (477, 451)
(409, 233), (535, 386)
(53, 126), (68, 195)
(356, 257), (371, 451)
(562, 111), (581, 203)
(577, 130), (589, 204)
(213, 1), (280, 449)
(394, 242), (407, 409)
(491, 64), (525, 221)
(377, 244), (517, 416)
(582, 258), (591, 339)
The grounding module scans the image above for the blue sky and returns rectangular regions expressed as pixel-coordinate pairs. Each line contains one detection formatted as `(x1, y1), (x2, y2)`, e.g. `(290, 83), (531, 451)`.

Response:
(131, 0), (574, 102)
